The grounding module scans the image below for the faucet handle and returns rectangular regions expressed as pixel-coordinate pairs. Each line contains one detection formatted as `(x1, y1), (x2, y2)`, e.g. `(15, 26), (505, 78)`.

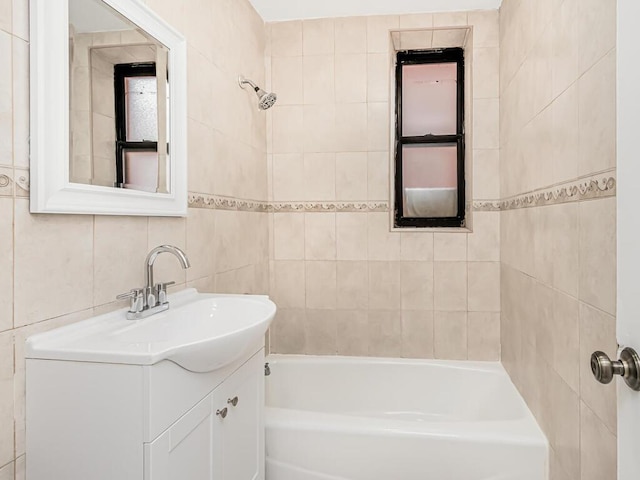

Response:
(116, 288), (144, 313)
(155, 281), (175, 305)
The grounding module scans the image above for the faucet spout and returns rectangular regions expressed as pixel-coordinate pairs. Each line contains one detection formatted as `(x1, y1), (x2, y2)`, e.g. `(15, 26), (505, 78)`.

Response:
(145, 245), (191, 289)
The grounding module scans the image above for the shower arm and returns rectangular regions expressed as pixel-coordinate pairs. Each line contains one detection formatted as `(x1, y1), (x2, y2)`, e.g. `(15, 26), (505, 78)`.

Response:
(239, 76), (259, 91)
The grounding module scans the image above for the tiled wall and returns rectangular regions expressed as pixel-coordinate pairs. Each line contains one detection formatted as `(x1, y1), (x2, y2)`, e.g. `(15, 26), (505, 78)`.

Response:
(265, 12), (502, 360)
(499, 1), (617, 479)
(0, 0), (269, 477)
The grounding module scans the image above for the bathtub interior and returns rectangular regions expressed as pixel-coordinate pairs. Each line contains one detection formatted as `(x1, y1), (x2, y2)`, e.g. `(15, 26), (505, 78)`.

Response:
(266, 355), (527, 423)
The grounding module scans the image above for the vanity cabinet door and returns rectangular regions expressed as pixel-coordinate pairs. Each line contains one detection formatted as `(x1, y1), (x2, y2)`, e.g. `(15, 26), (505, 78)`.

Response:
(144, 395), (216, 480)
(212, 352), (265, 480)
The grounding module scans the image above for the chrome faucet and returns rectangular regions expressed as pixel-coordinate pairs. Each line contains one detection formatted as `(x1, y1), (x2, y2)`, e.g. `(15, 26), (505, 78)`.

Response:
(117, 245), (191, 320)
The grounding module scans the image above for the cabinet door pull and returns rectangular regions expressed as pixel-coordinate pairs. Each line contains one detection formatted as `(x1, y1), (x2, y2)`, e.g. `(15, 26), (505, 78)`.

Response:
(227, 396), (239, 407)
(216, 407), (228, 418)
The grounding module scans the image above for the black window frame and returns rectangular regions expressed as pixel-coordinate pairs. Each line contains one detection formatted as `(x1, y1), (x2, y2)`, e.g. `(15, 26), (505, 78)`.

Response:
(113, 62), (158, 188)
(394, 47), (466, 228)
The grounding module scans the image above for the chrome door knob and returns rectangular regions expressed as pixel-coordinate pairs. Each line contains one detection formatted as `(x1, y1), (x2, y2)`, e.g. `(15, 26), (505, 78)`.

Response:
(590, 347), (640, 391)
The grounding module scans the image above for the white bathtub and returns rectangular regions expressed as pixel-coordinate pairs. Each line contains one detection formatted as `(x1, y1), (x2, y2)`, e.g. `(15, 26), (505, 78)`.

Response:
(265, 355), (548, 480)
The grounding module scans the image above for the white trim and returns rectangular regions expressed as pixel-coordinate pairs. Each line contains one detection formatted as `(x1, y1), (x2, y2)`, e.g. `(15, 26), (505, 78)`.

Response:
(249, 0), (501, 22)
(617, 0), (640, 478)
(29, 0), (187, 216)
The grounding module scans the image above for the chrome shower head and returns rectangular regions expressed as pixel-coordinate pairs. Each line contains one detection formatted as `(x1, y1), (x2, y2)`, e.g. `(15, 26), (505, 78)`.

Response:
(239, 76), (277, 110)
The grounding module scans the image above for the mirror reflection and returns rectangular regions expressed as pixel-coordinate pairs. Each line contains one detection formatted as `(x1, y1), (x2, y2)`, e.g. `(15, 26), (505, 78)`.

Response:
(69, 0), (170, 193)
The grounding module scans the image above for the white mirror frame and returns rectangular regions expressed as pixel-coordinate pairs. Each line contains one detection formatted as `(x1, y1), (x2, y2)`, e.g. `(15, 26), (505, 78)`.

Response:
(30, 0), (187, 216)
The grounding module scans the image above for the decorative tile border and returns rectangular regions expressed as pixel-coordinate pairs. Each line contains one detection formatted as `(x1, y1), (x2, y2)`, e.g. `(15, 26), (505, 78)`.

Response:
(188, 193), (391, 213)
(270, 201), (390, 213)
(497, 172), (616, 211)
(0, 167), (29, 198)
(189, 173), (615, 215)
(188, 193), (270, 212)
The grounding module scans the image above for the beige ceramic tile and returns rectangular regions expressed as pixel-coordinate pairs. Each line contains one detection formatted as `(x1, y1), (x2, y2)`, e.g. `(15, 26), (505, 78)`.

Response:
(304, 213), (336, 260)
(434, 233), (467, 261)
(305, 310), (337, 355)
(433, 12), (468, 27)
(335, 54), (367, 104)
(336, 213), (368, 261)
(272, 153), (305, 200)
(579, 302), (617, 434)
(271, 56), (304, 106)
(0, 0), (10, 34)
(336, 261), (368, 310)
(367, 151), (390, 201)
(551, 0), (579, 99)
(473, 99), (499, 149)
(434, 262), (467, 311)
(336, 309), (369, 356)
(303, 105), (336, 153)
(473, 47), (499, 99)
(0, 461), (13, 480)
(303, 18), (335, 56)
(271, 309), (306, 354)
(93, 216), (149, 306)
(272, 106), (304, 154)
(577, 0), (616, 75)
(12, 37), (28, 168)
(273, 213), (305, 260)
(368, 261), (401, 310)
(367, 212), (400, 261)
(12, 0), (28, 41)
(468, 11), (499, 48)
(305, 261), (337, 309)
(367, 54), (390, 103)
(367, 102), (390, 151)
(551, 84), (579, 185)
(551, 203), (579, 297)
(336, 152), (368, 201)
(399, 14), (433, 29)
(303, 153), (336, 200)
(472, 149), (500, 199)
(400, 262), (434, 311)
(580, 401), (617, 480)
(552, 290), (580, 393)
(400, 232), (434, 261)
(467, 312), (500, 360)
(468, 212), (499, 261)
(578, 197), (616, 315)
(468, 262), (500, 312)
(550, 369), (581, 479)
(271, 21), (303, 57)
(303, 54), (335, 105)
(185, 208), (216, 282)
(366, 15), (399, 53)
(335, 103), (368, 152)
(0, 331), (13, 467)
(0, 31), (11, 167)
(401, 310), (434, 359)
(434, 311), (467, 360)
(13, 201), (94, 326)
(272, 260), (306, 308)
(335, 17), (367, 54)
(0, 198), (12, 332)
(368, 310), (402, 357)
(578, 50), (616, 176)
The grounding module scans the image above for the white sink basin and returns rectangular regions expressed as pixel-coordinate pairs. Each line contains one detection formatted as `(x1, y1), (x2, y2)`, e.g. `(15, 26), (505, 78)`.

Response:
(26, 289), (277, 372)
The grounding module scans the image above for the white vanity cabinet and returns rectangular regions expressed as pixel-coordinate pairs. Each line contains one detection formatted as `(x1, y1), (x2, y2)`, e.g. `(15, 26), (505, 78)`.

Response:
(26, 346), (265, 480)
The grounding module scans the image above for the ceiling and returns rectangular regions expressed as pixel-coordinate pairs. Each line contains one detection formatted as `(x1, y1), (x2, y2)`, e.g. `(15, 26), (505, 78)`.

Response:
(248, 0), (502, 22)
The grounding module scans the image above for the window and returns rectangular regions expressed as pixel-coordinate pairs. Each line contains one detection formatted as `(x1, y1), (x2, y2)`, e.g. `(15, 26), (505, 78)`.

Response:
(394, 48), (465, 228)
(114, 62), (159, 192)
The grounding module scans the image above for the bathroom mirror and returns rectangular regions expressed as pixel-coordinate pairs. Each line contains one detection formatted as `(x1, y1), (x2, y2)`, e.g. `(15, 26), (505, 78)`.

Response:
(30, 0), (187, 216)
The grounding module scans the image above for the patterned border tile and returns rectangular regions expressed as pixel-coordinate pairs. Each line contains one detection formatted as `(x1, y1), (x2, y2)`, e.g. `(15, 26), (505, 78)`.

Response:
(270, 201), (389, 213)
(188, 193), (269, 212)
(497, 173), (616, 211)
(188, 194), (391, 213)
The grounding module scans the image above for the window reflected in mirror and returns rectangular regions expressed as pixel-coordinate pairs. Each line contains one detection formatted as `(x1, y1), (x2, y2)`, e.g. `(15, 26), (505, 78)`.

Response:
(68, 0), (170, 193)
